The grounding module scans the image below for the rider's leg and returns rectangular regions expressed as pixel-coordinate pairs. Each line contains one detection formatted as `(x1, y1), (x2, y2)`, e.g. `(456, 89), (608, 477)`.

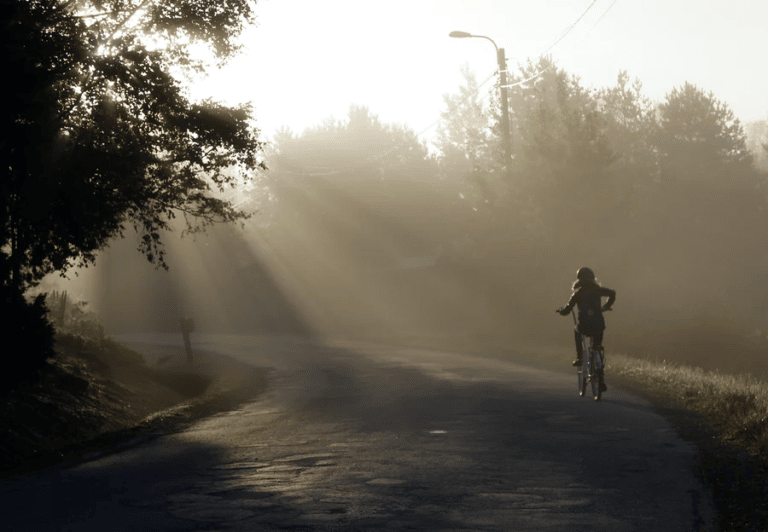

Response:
(593, 330), (604, 350)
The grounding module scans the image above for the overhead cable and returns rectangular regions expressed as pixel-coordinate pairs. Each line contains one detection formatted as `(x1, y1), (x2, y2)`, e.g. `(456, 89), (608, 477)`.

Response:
(501, 0), (619, 89)
(540, 0), (599, 56)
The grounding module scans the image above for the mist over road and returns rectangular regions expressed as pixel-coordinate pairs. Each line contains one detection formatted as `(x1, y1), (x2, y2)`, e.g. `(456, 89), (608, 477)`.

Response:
(1, 334), (713, 530)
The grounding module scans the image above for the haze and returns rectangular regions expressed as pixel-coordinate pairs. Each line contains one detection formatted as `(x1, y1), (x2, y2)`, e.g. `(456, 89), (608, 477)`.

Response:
(43, 0), (768, 380)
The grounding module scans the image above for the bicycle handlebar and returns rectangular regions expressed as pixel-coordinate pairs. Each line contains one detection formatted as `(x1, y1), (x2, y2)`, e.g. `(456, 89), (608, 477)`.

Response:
(555, 307), (613, 316)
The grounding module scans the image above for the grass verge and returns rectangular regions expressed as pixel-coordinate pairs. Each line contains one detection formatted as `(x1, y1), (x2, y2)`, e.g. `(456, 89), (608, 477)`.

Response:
(607, 354), (768, 532)
(1, 332), (268, 477)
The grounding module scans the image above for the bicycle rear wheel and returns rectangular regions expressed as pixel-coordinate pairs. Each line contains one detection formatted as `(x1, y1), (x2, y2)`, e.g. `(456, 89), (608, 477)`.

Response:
(590, 350), (601, 401)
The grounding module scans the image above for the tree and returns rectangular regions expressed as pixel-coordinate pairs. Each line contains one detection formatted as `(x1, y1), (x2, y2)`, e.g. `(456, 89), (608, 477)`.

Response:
(434, 64), (500, 208)
(597, 71), (659, 212)
(1, 0), (264, 385)
(435, 65), (495, 175)
(272, 104), (433, 182)
(261, 106), (484, 335)
(656, 81), (752, 185)
(506, 56), (616, 243)
(744, 117), (768, 173)
(267, 104), (446, 248)
(1, 0), (264, 303)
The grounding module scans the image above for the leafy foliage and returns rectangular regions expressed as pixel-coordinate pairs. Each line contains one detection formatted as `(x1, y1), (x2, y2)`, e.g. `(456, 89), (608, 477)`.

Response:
(267, 105), (453, 253)
(434, 65), (512, 219)
(429, 56), (768, 343)
(744, 118), (768, 173)
(481, 55), (618, 249)
(272, 104), (433, 179)
(434, 66), (497, 178)
(1, 0), (264, 302)
(656, 81), (752, 185)
(0, 293), (56, 389)
(597, 71), (659, 212)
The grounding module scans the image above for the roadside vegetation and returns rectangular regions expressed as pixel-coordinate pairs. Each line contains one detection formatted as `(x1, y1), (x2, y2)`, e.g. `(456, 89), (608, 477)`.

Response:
(2, 0), (265, 383)
(607, 353), (768, 532)
(0, 293), (182, 473)
(0, 293), (266, 476)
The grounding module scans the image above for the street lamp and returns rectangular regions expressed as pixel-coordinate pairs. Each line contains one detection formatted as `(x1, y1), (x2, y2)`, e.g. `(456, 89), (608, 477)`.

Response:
(449, 31), (513, 176)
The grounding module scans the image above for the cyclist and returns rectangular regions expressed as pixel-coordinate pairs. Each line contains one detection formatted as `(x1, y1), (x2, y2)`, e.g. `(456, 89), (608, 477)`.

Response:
(557, 267), (615, 391)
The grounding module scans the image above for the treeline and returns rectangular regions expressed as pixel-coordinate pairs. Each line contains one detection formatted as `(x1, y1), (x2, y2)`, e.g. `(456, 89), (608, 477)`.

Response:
(1, 0), (263, 388)
(5, 1), (767, 379)
(262, 56), (768, 370)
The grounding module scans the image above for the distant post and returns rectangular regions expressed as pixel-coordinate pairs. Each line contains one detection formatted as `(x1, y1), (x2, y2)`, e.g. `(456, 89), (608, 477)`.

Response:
(180, 317), (195, 364)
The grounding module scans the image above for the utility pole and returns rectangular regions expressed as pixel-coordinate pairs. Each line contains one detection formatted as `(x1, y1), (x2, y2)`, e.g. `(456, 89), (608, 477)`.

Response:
(449, 31), (513, 178)
(497, 47), (512, 178)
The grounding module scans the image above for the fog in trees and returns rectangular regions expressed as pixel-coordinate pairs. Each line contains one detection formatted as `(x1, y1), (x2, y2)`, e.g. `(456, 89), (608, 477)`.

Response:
(1, 0), (264, 384)
(8, 1), (768, 382)
(102, 64), (767, 379)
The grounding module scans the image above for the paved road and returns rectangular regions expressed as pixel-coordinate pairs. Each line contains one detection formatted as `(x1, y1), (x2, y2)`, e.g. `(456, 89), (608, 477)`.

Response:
(2, 334), (714, 531)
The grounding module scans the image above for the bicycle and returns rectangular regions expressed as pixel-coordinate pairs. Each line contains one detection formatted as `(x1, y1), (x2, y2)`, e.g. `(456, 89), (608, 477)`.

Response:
(570, 309), (605, 401)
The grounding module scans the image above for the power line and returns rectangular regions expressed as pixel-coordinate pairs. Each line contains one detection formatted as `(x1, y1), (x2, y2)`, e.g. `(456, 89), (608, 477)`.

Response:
(501, 0), (619, 90)
(541, 0), (600, 56)
(579, 0), (619, 43)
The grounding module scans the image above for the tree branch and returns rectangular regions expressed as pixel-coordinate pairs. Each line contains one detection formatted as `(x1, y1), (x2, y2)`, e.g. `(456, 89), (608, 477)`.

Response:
(73, 11), (123, 20)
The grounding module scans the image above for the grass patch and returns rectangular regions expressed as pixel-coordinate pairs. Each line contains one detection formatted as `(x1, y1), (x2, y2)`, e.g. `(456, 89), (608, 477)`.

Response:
(607, 354), (768, 531)
(608, 355), (768, 456)
(1, 315), (268, 477)
(0, 331), (187, 474)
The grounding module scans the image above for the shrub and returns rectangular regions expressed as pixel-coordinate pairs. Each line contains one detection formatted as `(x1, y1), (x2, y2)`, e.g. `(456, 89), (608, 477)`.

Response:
(0, 293), (56, 389)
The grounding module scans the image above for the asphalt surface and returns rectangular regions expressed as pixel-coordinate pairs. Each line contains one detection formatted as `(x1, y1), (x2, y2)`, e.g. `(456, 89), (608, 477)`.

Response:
(1, 334), (715, 531)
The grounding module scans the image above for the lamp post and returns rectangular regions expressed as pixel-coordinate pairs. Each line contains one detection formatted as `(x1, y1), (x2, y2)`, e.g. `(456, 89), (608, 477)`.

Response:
(449, 31), (512, 177)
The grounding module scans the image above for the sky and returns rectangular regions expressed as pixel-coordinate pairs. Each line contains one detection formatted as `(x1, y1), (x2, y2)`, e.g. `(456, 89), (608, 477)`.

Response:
(185, 0), (768, 147)
(188, 0), (768, 148)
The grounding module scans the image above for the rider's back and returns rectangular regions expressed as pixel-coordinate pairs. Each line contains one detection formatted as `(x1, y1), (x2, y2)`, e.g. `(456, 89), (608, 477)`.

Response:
(569, 279), (615, 336)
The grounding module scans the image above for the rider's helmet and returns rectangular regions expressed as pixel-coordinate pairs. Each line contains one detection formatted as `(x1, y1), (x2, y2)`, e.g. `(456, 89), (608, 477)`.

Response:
(576, 267), (595, 282)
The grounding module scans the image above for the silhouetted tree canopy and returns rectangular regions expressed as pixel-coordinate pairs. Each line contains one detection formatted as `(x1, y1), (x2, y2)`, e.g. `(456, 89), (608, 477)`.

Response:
(435, 66), (496, 177)
(271, 104), (433, 180)
(428, 56), (768, 346)
(433, 66), (506, 216)
(657, 81), (752, 186)
(498, 56), (617, 247)
(265, 105), (471, 259)
(744, 118), (768, 173)
(597, 71), (658, 213)
(1, 0), (264, 301)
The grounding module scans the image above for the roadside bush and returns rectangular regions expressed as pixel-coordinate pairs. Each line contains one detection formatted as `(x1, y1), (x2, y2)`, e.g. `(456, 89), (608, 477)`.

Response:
(1, 293), (56, 389)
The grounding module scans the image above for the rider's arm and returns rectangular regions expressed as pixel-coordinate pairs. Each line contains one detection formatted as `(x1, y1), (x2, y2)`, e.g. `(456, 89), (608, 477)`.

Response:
(601, 287), (616, 310)
(558, 291), (579, 315)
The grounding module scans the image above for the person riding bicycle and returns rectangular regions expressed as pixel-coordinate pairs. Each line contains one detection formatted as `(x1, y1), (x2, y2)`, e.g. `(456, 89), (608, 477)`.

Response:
(557, 267), (615, 390)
